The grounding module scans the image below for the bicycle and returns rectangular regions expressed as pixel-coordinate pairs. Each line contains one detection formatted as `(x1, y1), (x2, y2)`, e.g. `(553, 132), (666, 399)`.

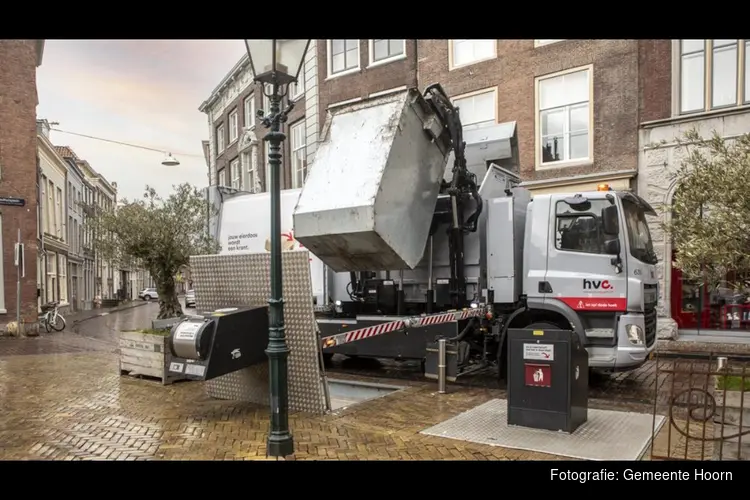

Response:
(39, 301), (66, 333)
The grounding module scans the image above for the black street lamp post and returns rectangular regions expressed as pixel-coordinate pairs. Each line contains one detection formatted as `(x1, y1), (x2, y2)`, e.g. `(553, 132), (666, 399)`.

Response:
(244, 39), (310, 459)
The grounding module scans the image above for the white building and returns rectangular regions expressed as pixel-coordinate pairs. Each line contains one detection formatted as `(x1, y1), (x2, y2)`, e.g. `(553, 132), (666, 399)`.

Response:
(639, 39), (750, 339)
(37, 120), (70, 310)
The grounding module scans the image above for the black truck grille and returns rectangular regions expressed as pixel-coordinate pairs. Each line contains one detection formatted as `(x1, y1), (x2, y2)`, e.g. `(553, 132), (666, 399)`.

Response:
(643, 283), (658, 347)
(644, 305), (657, 347)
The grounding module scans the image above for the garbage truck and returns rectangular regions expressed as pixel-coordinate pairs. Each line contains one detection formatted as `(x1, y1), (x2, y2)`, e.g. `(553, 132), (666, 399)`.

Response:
(210, 84), (659, 380)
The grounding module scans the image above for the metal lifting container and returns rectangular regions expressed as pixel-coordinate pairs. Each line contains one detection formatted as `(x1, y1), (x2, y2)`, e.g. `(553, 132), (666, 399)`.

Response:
(293, 89), (452, 272)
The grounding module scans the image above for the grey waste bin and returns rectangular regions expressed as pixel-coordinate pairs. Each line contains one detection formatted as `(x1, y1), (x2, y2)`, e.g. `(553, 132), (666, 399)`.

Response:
(507, 328), (588, 433)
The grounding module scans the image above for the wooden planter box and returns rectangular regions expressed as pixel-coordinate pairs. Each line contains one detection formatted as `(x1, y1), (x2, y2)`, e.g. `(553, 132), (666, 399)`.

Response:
(119, 330), (188, 385)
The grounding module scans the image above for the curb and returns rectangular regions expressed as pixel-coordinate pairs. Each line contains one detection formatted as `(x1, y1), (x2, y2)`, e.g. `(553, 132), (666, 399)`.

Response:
(657, 351), (750, 361)
(70, 301), (150, 327)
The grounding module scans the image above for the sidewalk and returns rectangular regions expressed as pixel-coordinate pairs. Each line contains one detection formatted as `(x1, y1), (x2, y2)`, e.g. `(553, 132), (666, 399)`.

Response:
(67, 300), (149, 327)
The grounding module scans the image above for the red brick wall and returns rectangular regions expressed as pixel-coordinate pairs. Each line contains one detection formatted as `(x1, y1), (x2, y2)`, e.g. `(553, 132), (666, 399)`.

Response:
(639, 40), (672, 123)
(417, 40), (642, 183)
(316, 40), (418, 130)
(0, 41), (41, 327)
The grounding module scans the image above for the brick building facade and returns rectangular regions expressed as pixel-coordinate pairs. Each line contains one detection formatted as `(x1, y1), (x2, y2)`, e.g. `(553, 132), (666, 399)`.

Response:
(416, 39), (642, 193)
(0, 40), (44, 332)
(199, 42), (320, 193)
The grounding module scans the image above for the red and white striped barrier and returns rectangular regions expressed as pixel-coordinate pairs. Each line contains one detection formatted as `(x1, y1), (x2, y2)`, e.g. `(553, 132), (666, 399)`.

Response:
(320, 307), (486, 349)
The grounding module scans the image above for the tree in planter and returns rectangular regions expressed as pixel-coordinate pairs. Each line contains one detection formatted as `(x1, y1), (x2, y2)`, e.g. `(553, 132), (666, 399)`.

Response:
(87, 183), (218, 319)
(664, 129), (750, 291)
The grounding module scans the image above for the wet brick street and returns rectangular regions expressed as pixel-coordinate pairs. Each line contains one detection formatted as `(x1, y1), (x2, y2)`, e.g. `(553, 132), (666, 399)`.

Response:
(0, 302), (680, 460)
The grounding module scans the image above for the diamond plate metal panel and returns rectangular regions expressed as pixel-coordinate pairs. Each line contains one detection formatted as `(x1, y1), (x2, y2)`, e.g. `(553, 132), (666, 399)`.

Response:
(421, 399), (665, 460)
(190, 250), (328, 415)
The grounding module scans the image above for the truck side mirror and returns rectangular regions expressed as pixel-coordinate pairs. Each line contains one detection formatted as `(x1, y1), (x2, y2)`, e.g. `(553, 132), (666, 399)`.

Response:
(601, 205), (619, 235)
(604, 238), (620, 255)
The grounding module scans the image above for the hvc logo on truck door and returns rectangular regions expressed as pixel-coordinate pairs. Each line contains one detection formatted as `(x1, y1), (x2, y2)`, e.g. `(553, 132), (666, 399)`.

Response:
(582, 278), (613, 291)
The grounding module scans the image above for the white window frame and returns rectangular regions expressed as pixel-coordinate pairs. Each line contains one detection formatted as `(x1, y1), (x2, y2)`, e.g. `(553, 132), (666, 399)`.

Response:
(534, 65), (594, 169)
(368, 39), (406, 67)
(228, 109), (239, 143)
(56, 187), (63, 239)
(290, 120), (307, 189)
(448, 40), (497, 70)
(216, 123), (226, 153)
(290, 76), (305, 101)
(230, 158), (241, 189)
(218, 167), (227, 187)
(674, 39), (750, 116)
(47, 252), (57, 303)
(244, 151), (259, 193)
(535, 40), (566, 47)
(451, 87), (498, 131)
(59, 254), (68, 304)
(244, 94), (256, 129)
(327, 39), (360, 79)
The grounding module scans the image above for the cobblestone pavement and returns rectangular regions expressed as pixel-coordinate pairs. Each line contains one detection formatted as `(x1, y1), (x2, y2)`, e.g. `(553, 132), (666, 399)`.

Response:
(0, 305), (712, 460)
(0, 350), (571, 460)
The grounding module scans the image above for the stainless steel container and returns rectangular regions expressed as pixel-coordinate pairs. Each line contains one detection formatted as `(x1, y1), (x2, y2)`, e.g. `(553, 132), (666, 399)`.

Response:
(293, 89), (450, 272)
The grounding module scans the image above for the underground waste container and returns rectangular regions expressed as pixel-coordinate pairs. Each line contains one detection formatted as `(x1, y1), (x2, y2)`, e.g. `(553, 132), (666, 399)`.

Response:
(507, 328), (588, 433)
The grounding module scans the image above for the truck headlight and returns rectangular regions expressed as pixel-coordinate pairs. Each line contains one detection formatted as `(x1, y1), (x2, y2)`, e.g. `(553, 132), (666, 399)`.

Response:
(626, 324), (644, 345)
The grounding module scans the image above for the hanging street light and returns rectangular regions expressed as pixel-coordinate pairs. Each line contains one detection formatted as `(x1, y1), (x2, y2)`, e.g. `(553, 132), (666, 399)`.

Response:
(161, 152), (180, 166)
(244, 38), (310, 459)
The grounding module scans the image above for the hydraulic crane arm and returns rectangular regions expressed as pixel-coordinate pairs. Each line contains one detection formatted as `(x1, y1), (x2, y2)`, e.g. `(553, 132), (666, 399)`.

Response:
(423, 83), (483, 308)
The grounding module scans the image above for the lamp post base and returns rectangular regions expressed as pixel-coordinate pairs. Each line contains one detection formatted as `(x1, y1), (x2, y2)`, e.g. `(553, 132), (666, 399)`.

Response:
(267, 433), (294, 458)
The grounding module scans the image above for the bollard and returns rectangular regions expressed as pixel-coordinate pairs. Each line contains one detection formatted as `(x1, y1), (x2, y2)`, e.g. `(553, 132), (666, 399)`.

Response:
(717, 356), (728, 371)
(438, 338), (447, 394)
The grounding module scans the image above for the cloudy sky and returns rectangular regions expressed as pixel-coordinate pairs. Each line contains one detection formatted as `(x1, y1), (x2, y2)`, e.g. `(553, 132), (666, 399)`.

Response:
(37, 40), (247, 201)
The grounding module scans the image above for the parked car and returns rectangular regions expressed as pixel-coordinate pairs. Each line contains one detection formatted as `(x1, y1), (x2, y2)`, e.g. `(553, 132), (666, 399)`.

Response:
(138, 287), (159, 301)
(185, 289), (196, 308)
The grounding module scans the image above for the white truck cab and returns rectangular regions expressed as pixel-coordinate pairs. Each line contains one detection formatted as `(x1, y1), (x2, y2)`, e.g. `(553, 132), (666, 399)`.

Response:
(522, 186), (658, 371)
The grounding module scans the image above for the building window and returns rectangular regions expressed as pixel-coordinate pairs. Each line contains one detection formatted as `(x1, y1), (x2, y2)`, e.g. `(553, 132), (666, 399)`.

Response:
(369, 39), (405, 65)
(228, 109), (239, 143)
(59, 254), (68, 303)
(216, 123), (225, 153)
(452, 88), (497, 130)
(244, 94), (256, 128)
(535, 40), (565, 47)
(56, 187), (63, 239)
(449, 40), (496, 69)
(679, 39), (750, 114)
(536, 66), (592, 167)
(0, 215), (5, 312)
(290, 77), (305, 101)
(328, 40), (359, 76)
(46, 252), (57, 303)
(290, 120), (307, 189)
(230, 158), (241, 189)
(244, 151), (259, 193)
(555, 199), (611, 255)
(218, 167), (227, 187)
(46, 179), (53, 235)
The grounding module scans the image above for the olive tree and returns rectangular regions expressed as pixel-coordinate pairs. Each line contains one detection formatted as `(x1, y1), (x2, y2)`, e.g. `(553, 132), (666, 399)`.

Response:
(88, 183), (218, 319)
(664, 129), (750, 290)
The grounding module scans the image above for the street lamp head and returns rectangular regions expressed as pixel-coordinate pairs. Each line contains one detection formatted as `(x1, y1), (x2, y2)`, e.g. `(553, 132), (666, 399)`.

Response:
(244, 39), (311, 86)
(161, 152), (180, 167)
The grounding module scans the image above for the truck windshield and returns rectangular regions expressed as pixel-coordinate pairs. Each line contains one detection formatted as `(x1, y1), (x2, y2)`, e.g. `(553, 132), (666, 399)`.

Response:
(622, 198), (657, 264)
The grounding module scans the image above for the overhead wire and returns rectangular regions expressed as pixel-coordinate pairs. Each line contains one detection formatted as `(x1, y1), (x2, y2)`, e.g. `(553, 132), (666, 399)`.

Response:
(49, 127), (205, 158)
